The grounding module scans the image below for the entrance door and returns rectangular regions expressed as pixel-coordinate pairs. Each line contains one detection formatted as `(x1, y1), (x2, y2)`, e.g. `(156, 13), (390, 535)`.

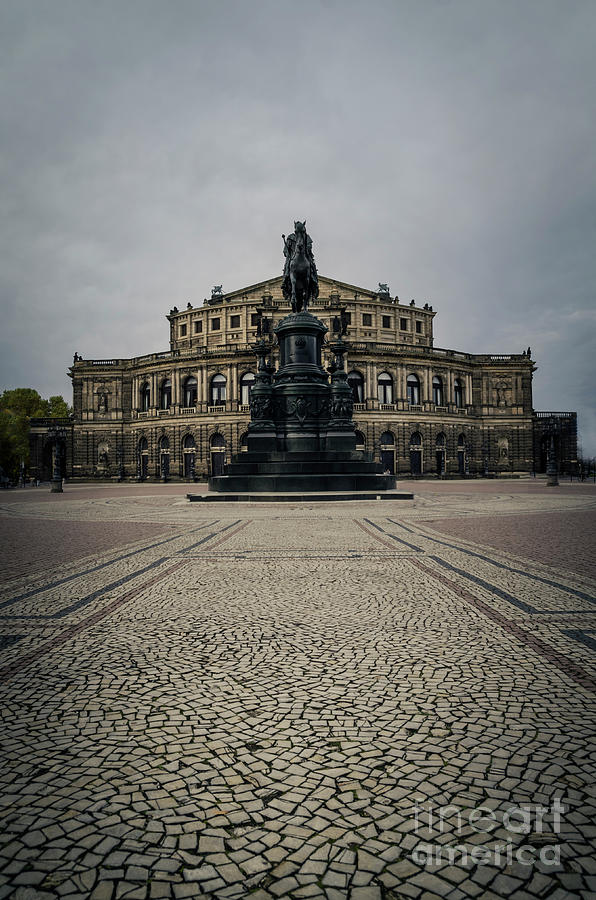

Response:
(410, 450), (422, 476)
(211, 451), (225, 476)
(458, 450), (465, 474)
(141, 454), (148, 479)
(184, 452), (195, 479)
(436, 450), (446, 475)
(381, 449), (394, 474)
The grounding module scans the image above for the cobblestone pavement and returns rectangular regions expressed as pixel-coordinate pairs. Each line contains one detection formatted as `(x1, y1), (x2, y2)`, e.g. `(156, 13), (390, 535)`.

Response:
(0, 481), (595, 900)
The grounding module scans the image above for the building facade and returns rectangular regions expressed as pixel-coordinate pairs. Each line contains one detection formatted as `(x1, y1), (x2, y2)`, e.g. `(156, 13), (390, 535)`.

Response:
(29, 275), (577, 480)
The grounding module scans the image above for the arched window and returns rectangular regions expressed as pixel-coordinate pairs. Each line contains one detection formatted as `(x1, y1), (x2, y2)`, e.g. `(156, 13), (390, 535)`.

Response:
(138, 436), (148, 452)
(355, 430), (366, 450)
(183, 376), (197, 408)
(159, 435), (170, 451)
(380, 431), (395, 445)
(410, 431), (422, 446)
(240, 372), (255, 406)
(432, 376), (444, 406)
(140, 382), (150, 412)
(210, 374), (226, 405)
(458, 433), (466, 447)
(454, 378), (464, 409)
(210, 432), (226, 448)
(160, 378), (172, 410)
(240, 432), (248, 452)
(407, 374), (420, 406)
(436, 432), (446, 447)
(182, 434), (196, 450)
(348, 371), (364, 403)
(377, 372), (393, 404)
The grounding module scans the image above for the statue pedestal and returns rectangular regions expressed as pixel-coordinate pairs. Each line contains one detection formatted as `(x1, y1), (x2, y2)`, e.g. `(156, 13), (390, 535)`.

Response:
(207, 311), (398, 497)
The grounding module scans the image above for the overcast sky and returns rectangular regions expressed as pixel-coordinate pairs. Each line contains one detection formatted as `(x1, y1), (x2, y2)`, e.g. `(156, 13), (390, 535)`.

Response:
(1, 0), (595, 452)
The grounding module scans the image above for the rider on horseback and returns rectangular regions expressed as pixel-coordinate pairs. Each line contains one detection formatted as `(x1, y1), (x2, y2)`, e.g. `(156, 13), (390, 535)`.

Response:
(282, 220), (319, 312)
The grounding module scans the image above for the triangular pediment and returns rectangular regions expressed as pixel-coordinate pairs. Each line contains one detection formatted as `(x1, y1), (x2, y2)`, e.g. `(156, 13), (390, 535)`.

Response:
(221, 274), (383, 303)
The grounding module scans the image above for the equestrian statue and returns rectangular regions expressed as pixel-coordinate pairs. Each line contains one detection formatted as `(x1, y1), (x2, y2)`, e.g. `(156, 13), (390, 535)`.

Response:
(282, 220), (319, 313)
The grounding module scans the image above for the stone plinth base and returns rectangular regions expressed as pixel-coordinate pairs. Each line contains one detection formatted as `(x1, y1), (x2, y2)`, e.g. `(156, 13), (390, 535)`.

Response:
(189, 489), (413, 503)
(208, 450), (396, 494)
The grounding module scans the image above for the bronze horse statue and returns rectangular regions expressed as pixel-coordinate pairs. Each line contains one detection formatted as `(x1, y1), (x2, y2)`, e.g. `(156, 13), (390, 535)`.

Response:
(282, 221), (319, 313)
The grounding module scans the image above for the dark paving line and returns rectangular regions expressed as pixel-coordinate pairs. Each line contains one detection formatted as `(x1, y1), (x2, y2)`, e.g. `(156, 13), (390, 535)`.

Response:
(181, 552), (415, 559)
(562, 629), (596, 653)
(364, 518), (594, 616)
(0, 561), (188, 682)
(1, 521), (240, 621)
(0, 520), (219, 610)
(0, 521), (252, 680)
(411, 558), (596, 692)
(389, 518), (596, 604)
(354, 519), (415, 552)
(362, 518), (424, 552)
(428, 556), (595, 616)
(179, 519), (240, 552)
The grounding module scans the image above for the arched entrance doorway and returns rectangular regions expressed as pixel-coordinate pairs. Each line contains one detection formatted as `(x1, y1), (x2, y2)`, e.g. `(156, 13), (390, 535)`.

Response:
(409, 431), (423, 476)
(137, 437), (148, 480)
(159, 436), (170, 480)
(436, 433), (446, 475)
(457, 434), (466, 475)
(380, 431), (395, 474)
(182, 434), (196, 480)
(210, 433), (226, 476)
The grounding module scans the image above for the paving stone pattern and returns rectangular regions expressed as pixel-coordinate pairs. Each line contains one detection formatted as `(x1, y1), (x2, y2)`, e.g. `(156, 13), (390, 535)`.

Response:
(0, 482), (595, 899)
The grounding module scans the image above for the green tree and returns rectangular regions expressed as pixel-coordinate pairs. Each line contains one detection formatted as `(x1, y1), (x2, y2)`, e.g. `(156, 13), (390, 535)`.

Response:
(0, 389), (71, 481)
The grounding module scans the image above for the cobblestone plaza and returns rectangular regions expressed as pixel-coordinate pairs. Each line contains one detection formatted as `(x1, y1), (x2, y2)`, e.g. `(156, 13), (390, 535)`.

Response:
(0, 481), (595, 899)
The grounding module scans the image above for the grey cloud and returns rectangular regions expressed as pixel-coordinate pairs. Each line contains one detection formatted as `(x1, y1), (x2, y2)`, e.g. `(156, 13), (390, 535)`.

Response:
(1, 0), (595, 451)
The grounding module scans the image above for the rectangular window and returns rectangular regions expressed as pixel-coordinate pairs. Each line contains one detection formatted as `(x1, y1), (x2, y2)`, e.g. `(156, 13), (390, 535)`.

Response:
(400, 318), (408, 331)
(180, 324), (187, 336)
(362, 313), (372, 326)
(416, 321), (422, 334)
(343, 311), (351, 324)
(211, 318), (220, 331)
(230, 314), (241, 329)
(194, 320), (202, 334)
(382, 315), (391, 329)
(250, 313), (260, 326)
